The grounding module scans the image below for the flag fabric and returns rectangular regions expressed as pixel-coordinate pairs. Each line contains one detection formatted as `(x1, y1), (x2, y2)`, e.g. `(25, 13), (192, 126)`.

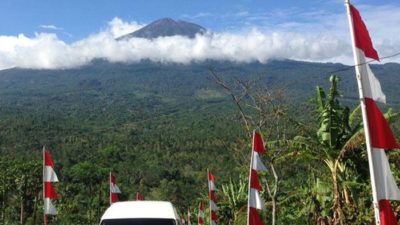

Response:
(347, 3), (400, 225)
(110, 173), (121, 204)
(43, 148), (58, 216)
(248, 130), (267, 225)
(349, 5), (379, 61)
(198, 202), (205, 225)
(136, 192), (144, 201)
(208, 171), (218, 225)
(365, 98), (399, 149)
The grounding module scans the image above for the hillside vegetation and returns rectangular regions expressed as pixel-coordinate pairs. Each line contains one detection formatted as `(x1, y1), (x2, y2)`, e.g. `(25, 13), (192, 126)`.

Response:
(0, 60), (399, 224)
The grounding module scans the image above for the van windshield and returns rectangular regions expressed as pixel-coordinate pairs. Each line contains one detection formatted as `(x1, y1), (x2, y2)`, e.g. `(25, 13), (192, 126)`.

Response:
(100, 218), (178, 225)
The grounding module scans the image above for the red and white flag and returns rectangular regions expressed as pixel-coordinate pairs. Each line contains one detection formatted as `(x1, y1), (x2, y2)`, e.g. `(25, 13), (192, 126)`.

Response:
(208, 171), (218, 225)
(110, 173), (121, 204)
(248, 130), (267, 225)
(198, 202), (205, 225)
(43, 147), (58, 224)
(136, 192), (144, 201)
(346, 3), (400, 225)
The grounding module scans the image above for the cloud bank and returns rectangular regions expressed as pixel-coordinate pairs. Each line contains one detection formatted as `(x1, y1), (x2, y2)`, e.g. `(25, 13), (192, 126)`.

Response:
(0, 6), (399, 70)
(0, 26), (348, 70)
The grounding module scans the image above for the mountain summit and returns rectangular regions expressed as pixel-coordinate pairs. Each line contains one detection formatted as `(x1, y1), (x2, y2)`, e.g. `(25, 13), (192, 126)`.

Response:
(117, 18), (206, 40)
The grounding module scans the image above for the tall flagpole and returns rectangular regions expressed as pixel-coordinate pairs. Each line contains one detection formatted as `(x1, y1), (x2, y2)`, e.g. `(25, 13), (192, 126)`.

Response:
(43, 146), (47, 225)
(344, 1), (380, 224)
(246, 131), (255, 225)
(207, 169), (211, 225)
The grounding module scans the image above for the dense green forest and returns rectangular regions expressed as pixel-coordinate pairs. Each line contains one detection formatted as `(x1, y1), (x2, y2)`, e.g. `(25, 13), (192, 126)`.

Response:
(0, 60), (399, 224)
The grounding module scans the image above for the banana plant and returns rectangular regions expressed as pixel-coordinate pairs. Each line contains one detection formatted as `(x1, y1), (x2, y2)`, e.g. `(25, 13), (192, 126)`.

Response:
(220, 175), (248, 225)
(287, 75), (399, 224)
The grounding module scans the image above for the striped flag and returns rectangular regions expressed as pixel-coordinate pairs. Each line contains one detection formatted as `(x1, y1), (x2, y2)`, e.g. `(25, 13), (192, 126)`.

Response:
(346, 2), (400, 225)
(247, 130), (267, 225)
(198, 202), (205, 225)
(208, 171), (218, 225)
(136, 192), (144, 201)
(43, 148), (58, 225)
(110, 173), (121, 204)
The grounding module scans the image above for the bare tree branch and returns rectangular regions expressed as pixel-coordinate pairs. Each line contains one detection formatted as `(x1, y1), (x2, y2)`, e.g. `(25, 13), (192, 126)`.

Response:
(209, 68), (252, 138)
(209, 67), (289, 225)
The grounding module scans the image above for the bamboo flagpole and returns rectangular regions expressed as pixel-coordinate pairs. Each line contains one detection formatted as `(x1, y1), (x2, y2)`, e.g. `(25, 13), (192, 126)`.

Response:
(207, 169), (211, 225)
(345, 0), (381, 225)
(43, 147), (58, 225)
(344, 1), (381, 223)
(344, 1), (400, 224)
(246, 137), (254, 225)
(207, 169), (217, 225)
(43, 147), (47, 225)
(109, 172), (121, 204)
(197, 202), (205, 225)
(109, 172), (112, 205)
(247, 130), (267, 225)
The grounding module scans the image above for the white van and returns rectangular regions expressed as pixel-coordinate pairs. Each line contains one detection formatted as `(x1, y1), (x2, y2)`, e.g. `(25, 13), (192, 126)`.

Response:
(99, 201), (181, 225)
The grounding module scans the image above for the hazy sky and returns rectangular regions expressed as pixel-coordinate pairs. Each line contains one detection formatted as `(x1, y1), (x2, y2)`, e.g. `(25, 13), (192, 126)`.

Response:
(0, 0), (399, 69)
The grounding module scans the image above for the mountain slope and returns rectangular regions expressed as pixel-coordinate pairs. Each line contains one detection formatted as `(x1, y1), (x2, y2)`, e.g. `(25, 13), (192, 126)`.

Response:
(1, 60), (399, 224)
(0, 60), (399, 156)
(117, 18), (206, 40)
(1, 60), (399, 110)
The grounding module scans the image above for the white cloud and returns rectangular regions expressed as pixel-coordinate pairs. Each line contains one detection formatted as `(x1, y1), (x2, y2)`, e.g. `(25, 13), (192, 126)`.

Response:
(0, 5), (399, 71)
(182, 12), (211, 19)
(40, 24), (63, 30)
(107, 17), (145, 38)
(0, 33), (87, 69)
(0, 29), (348, 70)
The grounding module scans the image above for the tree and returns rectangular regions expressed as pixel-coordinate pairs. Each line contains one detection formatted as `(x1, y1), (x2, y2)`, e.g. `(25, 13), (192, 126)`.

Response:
(210, 68), (290, 225)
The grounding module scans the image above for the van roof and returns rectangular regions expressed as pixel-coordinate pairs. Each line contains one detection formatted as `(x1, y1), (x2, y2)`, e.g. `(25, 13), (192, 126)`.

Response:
(101, 201), (179, 220)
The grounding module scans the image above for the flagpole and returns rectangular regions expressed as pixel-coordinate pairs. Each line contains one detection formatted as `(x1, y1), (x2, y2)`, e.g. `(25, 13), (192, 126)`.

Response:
(109, 172), (112, 205)
(207, 169), (211, 225)
(246, 131), (255, 225)
(43, 146), (47, 225)
(187, 207), (191, 225)
(344, 1), (380, 224)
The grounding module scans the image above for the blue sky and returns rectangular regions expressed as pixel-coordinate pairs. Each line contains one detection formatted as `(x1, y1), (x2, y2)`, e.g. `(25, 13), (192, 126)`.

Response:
(1, 0), (398, 42)
(0, 0), (399, 69)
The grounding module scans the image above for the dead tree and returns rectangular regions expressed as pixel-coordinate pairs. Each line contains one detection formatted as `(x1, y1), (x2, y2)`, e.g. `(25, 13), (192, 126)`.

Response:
(209, 67), (289, 225)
